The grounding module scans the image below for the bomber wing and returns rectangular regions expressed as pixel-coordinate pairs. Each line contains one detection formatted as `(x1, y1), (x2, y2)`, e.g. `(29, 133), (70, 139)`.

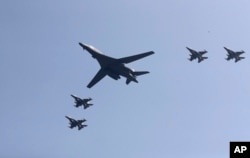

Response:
(87, 69), (107, 88)
(118, 51), (154, 63)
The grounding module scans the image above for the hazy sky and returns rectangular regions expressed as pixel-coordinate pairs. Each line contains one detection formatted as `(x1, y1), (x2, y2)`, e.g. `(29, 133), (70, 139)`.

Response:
(1, 0), (250, 157)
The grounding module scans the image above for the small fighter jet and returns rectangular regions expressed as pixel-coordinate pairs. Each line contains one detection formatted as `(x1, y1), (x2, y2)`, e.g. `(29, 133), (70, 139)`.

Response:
(186, 47), (208, 63)
(65, 116), (87, 130)
(79, 42), (154, 88)
(71, 94), (93, 109)
(224, 47), (245, 62)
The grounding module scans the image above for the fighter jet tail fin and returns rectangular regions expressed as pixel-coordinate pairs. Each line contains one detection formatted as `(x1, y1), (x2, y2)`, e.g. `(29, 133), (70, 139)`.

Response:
(198, 57), (208, 63)
(203, 57), (208, 59)
(84, 104), (93, 109)
(235, 57), (245, 62)
(78, 125), (88, 130)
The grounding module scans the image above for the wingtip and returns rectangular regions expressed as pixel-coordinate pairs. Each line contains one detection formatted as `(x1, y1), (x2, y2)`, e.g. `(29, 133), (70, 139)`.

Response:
(87, 85), (91, 89)
(147, 51), (155, 55)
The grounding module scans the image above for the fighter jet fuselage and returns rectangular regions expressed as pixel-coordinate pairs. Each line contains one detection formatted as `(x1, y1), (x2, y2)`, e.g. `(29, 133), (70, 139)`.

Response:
(186, 47), (208, 63)
(79, 43), (154, 88)
(224, 47), (245, 62)
(71, 94), (93, 109)
(65, 116), (87, 130)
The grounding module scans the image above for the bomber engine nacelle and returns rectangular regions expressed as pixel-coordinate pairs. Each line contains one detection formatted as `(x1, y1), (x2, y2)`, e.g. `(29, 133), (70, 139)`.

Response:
(108, 72), (121, 80)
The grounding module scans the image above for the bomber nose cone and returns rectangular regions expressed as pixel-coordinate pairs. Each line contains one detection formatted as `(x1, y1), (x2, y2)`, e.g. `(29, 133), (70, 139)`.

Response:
(79, 42), (90, 50)
(79, 42), (89, 49)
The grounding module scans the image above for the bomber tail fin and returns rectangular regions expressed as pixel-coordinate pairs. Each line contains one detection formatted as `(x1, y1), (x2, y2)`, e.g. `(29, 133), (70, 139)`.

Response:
(126, 71), (149, 85)
(126, 78), (137, 85)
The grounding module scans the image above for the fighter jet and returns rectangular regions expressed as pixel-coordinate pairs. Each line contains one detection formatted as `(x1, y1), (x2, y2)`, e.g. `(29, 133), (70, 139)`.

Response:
(186, 47), (208, 63)
(71, 94), (93, 109)
(65, 116), (87, 130)
(224, 47), (245, 62)
(79, 43), (154, 88)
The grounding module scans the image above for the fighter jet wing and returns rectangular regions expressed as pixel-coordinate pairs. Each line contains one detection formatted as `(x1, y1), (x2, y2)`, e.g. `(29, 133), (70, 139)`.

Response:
(79, 119), (86, 123)
(199, 50), (207, 55)
(118, 51), (154, 64)
(87, 69), (107, 88)
(189, 55), (195, 61)
(186, 47), (197, 54)
(236, 51), (245, 55)
(224, 47), (234, 55)
(70, 94), (76, 99)
(65, 116), (75, 123)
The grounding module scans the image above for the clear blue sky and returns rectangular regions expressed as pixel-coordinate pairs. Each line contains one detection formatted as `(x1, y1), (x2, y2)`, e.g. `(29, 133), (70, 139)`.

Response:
(1, 0), (250, 157)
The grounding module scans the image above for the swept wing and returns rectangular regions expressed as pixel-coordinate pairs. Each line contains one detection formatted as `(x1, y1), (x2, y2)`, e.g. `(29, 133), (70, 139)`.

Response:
(65, 116), (75, 123)
(199, 50), (207, 55)
(236, 51), (245, 55)
(118, 51), (154, 63)
(87, 69), (107, 88)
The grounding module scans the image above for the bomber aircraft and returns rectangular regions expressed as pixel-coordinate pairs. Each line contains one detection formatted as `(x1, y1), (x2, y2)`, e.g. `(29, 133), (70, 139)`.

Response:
(79, 43), (154, 88)
(224, 47), (245, 62)
(186, 47), (208, 63)
(65, 116), (87, 130)
(71, 94), (93, 109)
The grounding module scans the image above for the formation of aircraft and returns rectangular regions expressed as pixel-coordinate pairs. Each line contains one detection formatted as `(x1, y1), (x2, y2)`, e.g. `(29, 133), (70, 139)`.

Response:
(71, 94), (93, 109)
(224, 47), (245, 62)
(186, 47), (208, 63)
(66, 42), (247, 131)
(186, 47), (246, 63)
(65, 116), (87, 130)
(79, 43), (154, 88)
(65, 43), (154, 130)
(66, 95), (93, 130)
